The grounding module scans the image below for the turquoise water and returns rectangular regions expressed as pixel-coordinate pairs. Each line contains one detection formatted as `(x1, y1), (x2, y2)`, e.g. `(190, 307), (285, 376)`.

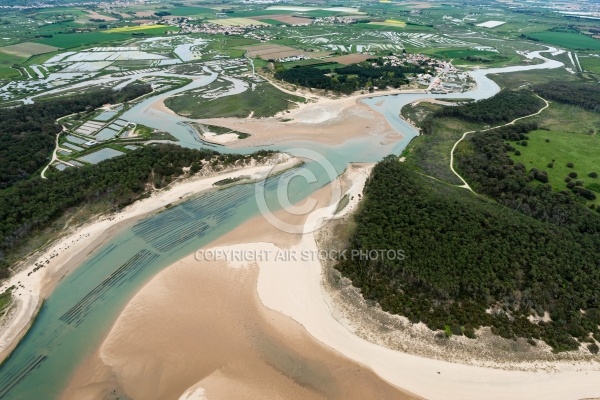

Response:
(94, 110), (118, 122)
(0, 140), (389, 399)
(78, 148), (125, 165)
(0, 48), (564, 399)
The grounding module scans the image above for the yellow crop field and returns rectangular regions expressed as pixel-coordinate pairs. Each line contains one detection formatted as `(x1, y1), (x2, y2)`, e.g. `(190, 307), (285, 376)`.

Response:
(369, 19), (406, 27)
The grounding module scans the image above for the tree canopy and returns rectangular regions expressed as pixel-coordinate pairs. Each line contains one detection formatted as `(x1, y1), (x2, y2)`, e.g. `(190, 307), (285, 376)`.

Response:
(0, 144), (273, 277)
(337, 156), (600, 352)
(274, 60), (423, 94)
(0, 84), (151, 190)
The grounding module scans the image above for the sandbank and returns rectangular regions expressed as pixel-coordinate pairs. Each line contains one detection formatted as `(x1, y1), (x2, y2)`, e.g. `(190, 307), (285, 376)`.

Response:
(0, 153), (298, 362)
(65, 163), (600, 400)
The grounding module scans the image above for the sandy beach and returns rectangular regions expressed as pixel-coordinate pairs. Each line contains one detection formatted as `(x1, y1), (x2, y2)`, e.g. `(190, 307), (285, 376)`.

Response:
(150, 80), (430, 149)
(62, 163), (420, 400)
(0, 153), (299, 363)
(197, 97), (402, 148)
(63, 162), (600, 400)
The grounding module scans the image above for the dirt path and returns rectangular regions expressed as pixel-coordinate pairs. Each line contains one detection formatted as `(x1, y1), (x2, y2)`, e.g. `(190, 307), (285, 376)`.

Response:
(449, 94), (549, 193)
(41, 129), (65, 179)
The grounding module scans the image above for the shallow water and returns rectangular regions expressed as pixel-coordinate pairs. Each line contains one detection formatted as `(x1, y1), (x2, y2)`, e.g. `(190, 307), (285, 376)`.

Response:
(0, 48), (563, 399)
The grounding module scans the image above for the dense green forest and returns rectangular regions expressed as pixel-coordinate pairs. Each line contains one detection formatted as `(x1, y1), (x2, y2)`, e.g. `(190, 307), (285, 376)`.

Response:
(337, 157), (600, 352)
(274, 60), (424, 94)
(533, 81), (600, 112)
(0, 84), (151, 190)
(420, 90), (544, 134)
(0, 144), (273, 277)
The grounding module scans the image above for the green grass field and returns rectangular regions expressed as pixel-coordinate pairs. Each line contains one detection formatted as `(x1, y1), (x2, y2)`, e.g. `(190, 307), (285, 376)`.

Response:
(165, 82), (305, 118)
(435, 49), (498, 58)
(33, 32), (131, 48)
(301, 10), (342, 18)
(283, 59), (338, 68)
(528, 31), (600, 50)
(167, 6), (217, 16)
(535, 102), (600, 135)
(0, 66), (20, 79)
(258, 19), (285, 25)
(578, 55), (600, 73)
(423, 47), (517, 67)
(32, 26), (178, 48)
(489, 67), (579, 90)
(0, 51), (26, 68)
(230, 10), (289, 18)
(510, 130), (600, 203)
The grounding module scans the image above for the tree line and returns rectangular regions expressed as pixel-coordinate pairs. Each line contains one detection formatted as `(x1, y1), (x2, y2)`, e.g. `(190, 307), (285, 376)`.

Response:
(337, 156), (600, 352)
(533, 81), (600, 112)
(0, 144), (274, 277)
(274, 60), (424, 94)
(420, 90), (545, 135)
(0, 83), (151, 190)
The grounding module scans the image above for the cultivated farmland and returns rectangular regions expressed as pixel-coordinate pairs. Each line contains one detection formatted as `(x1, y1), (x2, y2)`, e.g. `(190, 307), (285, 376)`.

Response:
(242, 44), (307, 59)
(0, 42), (60, 57)
(328, 54), (373, 64)
(251, 14), (313, 25)
(208, 18), (270, 26)
(528, 31), (600, 50)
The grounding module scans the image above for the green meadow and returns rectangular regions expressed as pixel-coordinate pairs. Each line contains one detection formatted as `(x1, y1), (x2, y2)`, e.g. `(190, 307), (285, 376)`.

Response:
(229, 10), (289, 18)
(510, 130), (600, 203)
(165, 82), (305, 118)
(32, 27), (179, 48)
(0, 66), (20, 79)
(166, 6), (217, 16)
(578, 55), (600, 73)
(528, 31), (600, 50)
(0, 51), (25, 68)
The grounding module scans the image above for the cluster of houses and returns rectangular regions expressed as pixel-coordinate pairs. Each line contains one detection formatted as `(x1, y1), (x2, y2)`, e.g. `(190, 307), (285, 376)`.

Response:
(377, 54), (472, 93)
(163, 18), (256, 36)
(428, 69), (472, 94)
(313, 16), (361, 25)
(276, 54), (309, 62)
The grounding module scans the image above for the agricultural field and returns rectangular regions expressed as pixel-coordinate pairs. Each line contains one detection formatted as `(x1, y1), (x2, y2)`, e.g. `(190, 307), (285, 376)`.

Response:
(368, 20), (407, 28)
(527, 31), (600, 51)
(251, 14), (313, 26)
(105, 25), (175, 33)
(328, 54), (372, 65)
(164, 6), (218, 17)
(242, 43), (307, 60)
(208, 18), (270, 27)
(0, 42), (59, 58)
